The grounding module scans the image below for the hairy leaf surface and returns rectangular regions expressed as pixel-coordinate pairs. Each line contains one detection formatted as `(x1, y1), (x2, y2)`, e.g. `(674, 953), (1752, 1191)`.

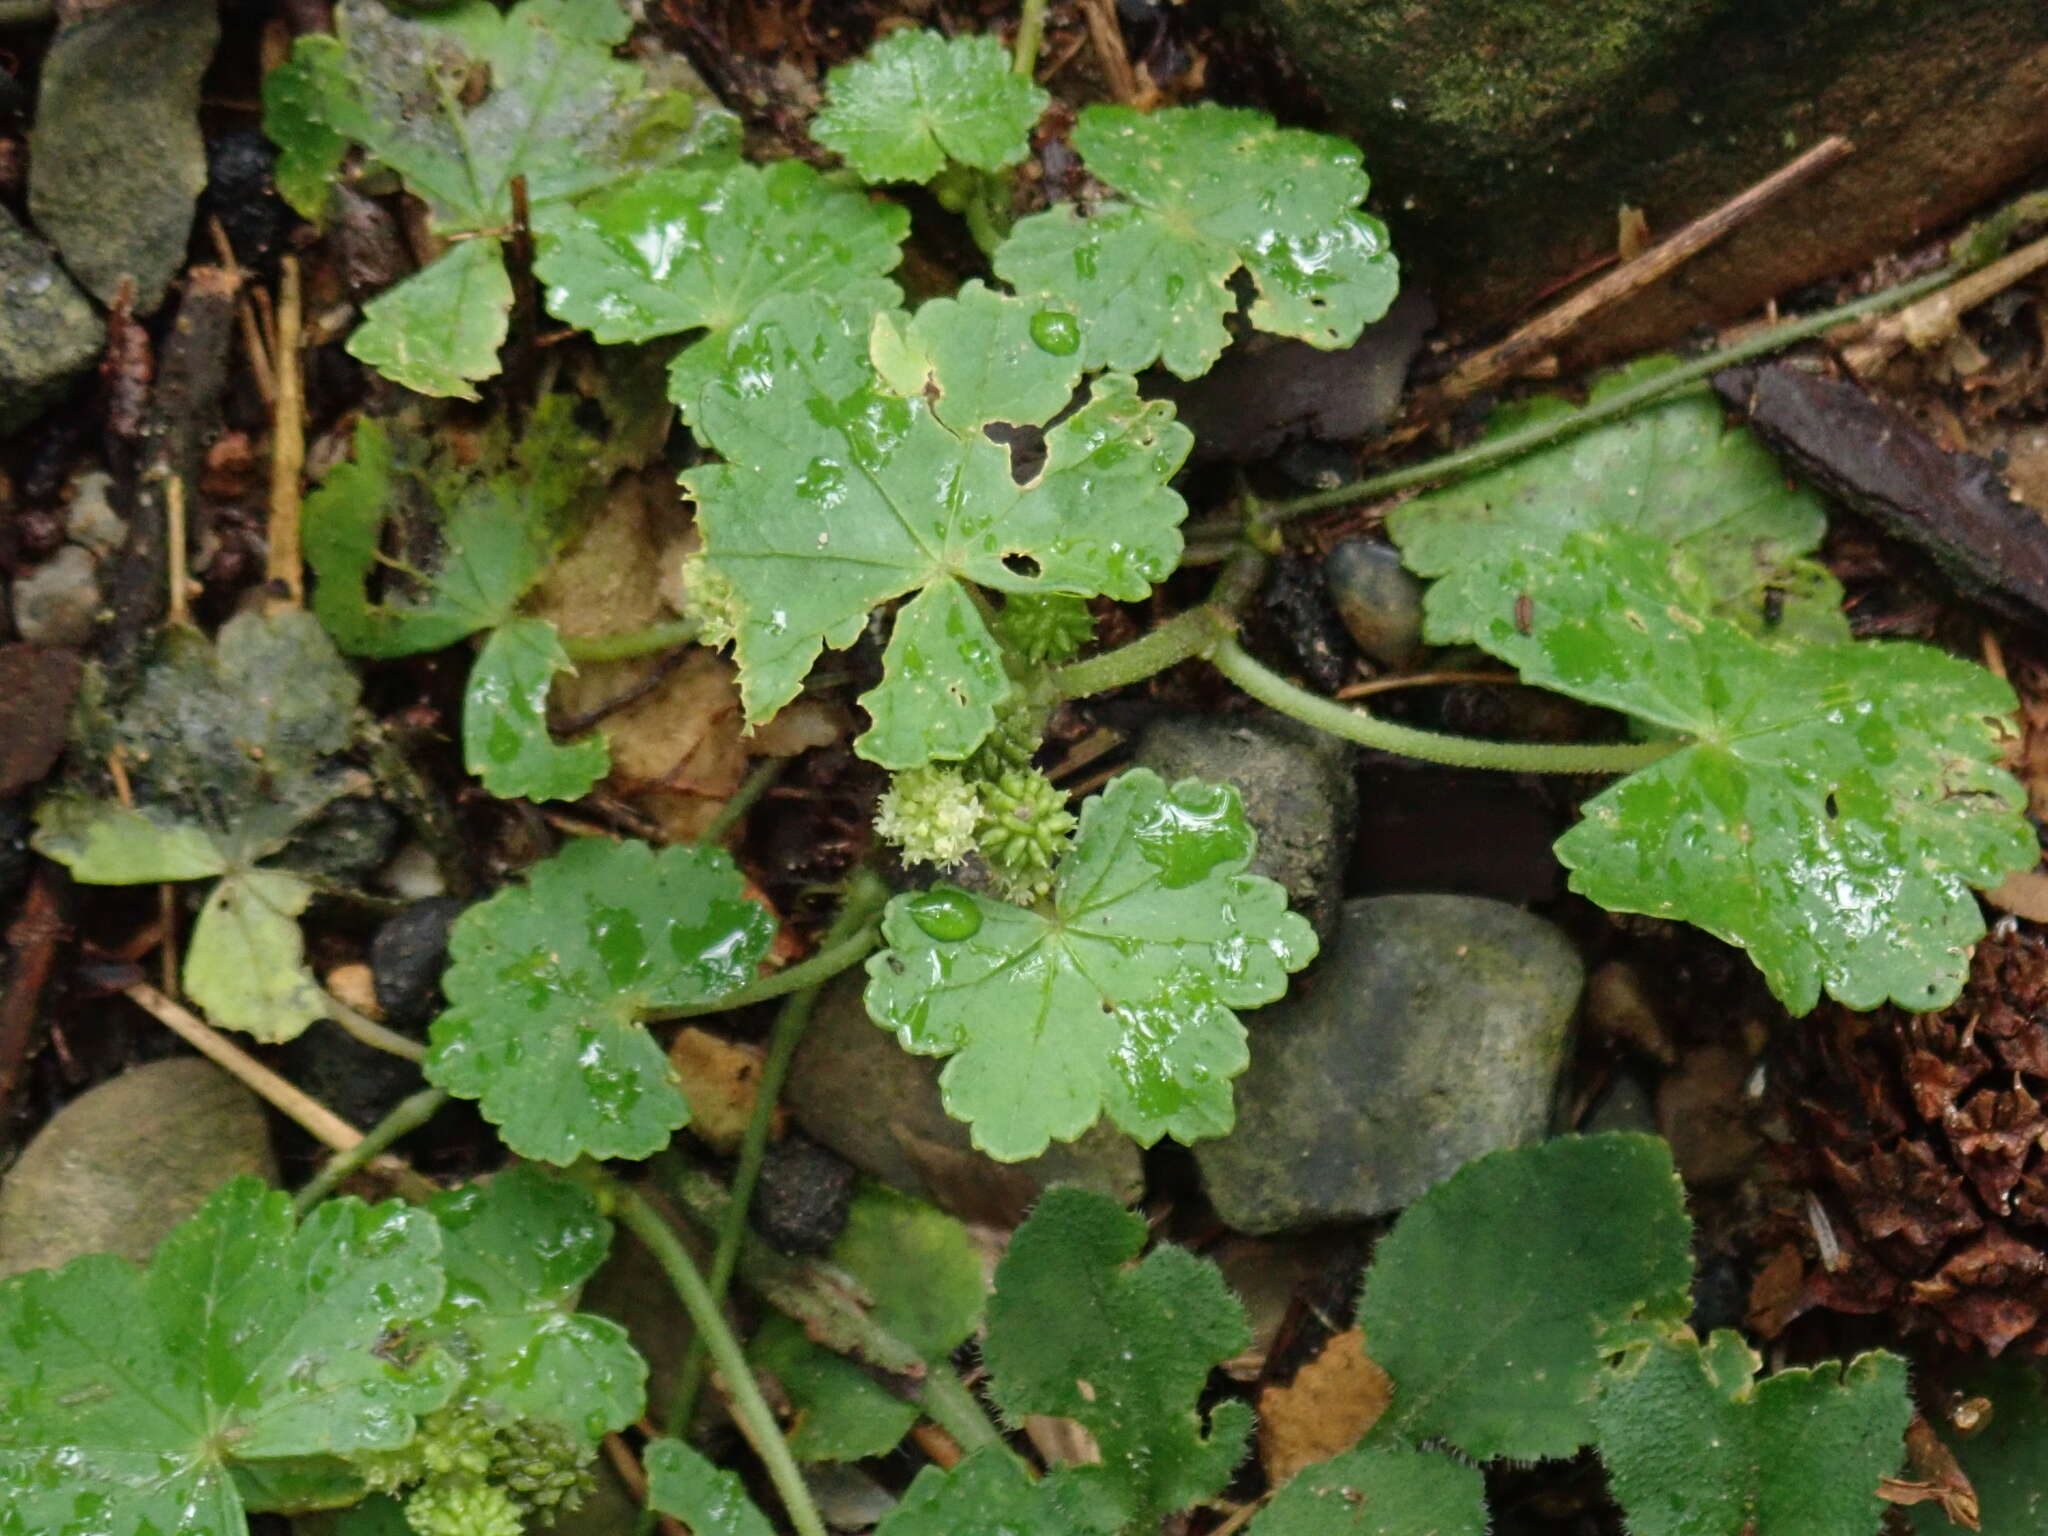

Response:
(1592, 1332), (1911, 1536)
(875, 1447), (1080, 1535)
(685, 295), (1188, 768)
(1480, 528), (2033, 1012)
(1247, 1444), (1488, 1535)
(865, 769), (1315, 1158)
(1358, 1134), (1695, 1462)
(811, 29), (1046, 182)
(1389, 365), (1847, 644)
(427, 837), (775, 1163)
(994, 103), (1398, 378)
(0, 1180), (453, 1536)
(983, 1186), (1252, 1529)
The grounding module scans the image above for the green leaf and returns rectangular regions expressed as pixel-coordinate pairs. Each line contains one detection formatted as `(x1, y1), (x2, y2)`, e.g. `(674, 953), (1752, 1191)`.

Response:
(864, 768), (1316, 1159)
(1358, 1133), (1695, 1462)
(185, 869), (326, 1043)
(29, 798), (228, 883)
(463, 618), (609, 802)
(644, 1438), (775, 1536)
(869, 280), (1085, 434)
(1912, 1363), (2048, 1536)
(531, 158), (907, 414)
(1592, 1332), (1912, 1536)
(306, 404), (601, 659)
(982, 1185), (1252, 1530)
(874, 1447), (1080, 1536)
(427, 836), (776, 1163)
(684, 294), (1190, 768)
(1387, 365), (1848, 645)
(423, 1165), (646, 1444)
(347, 239), (513, 401)
(0, 1178), (455, 1536)
(994, 103), (1398, 379)
(1246, 1444), (1489, 1535)
(751, 1183), (983, 1461)
(261, 35), (350, 220)
(1478, 527), (2035, 1013)
(811, 29), (1047, 183)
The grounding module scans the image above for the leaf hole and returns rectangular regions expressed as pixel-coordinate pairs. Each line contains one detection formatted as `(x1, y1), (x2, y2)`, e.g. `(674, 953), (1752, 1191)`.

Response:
(1824, 790), (1840, 820)
(986, 421), (1046, 484)
(1003, 552), (1043, 580)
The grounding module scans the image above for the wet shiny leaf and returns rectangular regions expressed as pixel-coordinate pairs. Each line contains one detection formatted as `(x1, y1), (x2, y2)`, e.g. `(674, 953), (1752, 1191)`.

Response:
(1389, 362), (1848, 645)
(1592, 1332), (1911, 1536)
(532, 158), (907, 415)
(306, 402), (602, 659)
(347, 239), (513, 401)
(869, 280), (1085, 434)
(685, 294), (1190, 769)
(645, 1438), (775, 1536)
(462, 618), (609, 803)
(1482, 528), (2034, 1013)
(811, 29), (1047, 183)
(982, 1186), (1252, 1530)
(262, 0), (733, 392)
(1359, 1134), (1696, 1462)
(426, 837), (776, 1163)
(184, 869), (326, 1042)
(0, 1178), (455, 1536)
(994, 103), (1398, 379)
(750, 1184), (983, 1461)
(422, 1165), (645, 1444)
(864, 768), (1316, 1159)
(1246, 1443), (1488, 1535)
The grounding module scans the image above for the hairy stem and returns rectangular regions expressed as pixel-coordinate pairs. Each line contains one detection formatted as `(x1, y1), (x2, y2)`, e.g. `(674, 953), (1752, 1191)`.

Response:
(666, 872), (893, 1435)
(1261, 263), (1959, 524)
(1210, 638), (1680, 775)
(650, 923), (882, 1021)
(292, 1088), (448, 1217)
(591, 1172), (830, 1536)
(559, 619), (699, 664)
(1040, 547), (1267, 703)
(1013, 0), (1048, 73)
(322, 992), (427, 1063)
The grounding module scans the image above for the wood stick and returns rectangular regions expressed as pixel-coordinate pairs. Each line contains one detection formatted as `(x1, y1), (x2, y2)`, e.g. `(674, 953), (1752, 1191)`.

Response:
(122, 981), (435, 1200)
(1433, 134), (1855, 405)
(1844, 228), (2048, 374)
(1334, 669), (1519, 700)
(266, 255), (305, 605)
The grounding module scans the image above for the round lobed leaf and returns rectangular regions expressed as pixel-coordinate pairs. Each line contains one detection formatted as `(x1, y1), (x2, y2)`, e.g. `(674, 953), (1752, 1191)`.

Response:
(811, 29), (1048, 183)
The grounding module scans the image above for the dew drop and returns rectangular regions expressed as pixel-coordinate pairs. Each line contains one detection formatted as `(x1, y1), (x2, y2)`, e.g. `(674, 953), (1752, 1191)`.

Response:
(906, 888), (984, 942)
(1029, 309), (1080, 355)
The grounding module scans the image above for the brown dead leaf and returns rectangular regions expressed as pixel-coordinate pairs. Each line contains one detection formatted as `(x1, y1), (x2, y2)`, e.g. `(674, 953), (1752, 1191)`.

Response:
(1256, 1328), (1392, 1486)
(669, 1026), (774, 1155)
(1656, 1045), (1761, 1185)
(1986, 868), (2048, 923)
(1878, 1416), (1980, 1531)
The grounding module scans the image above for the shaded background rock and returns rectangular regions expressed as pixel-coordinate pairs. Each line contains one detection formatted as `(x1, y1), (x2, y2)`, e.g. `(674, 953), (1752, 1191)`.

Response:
(1133, 711), (1356, 944)
(0, 1056), (277, 1278)
(1196, 894), (1582, 1232)
(1249, 0), (2048, 356)
(29, 0), (217, 313)
(785, 975), (1143, 1226)
(0, 207), (101, 432)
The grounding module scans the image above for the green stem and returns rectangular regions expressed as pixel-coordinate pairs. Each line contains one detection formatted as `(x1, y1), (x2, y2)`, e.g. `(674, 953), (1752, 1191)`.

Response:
(559, 619), (698, 664)
(590, 1171), (830, 1536)
(1039, 547), (1267, 702)
(323, 993), (427, 1063)
(661, 1156), (1016, 1462)
(666, 873), (893, 1435)
(293, 1088), (449, 1217)
(649, 923), (882, 1021)
(1260, 264), (1960, 524)
(1210, 637), (1680, 775)
(700, 757), (786, 846)
(1013, 0), (1048, 73)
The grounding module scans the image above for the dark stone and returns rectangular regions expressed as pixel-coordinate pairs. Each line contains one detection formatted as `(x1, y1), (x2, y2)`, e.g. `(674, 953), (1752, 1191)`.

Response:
(1133, 710), (1356, 944)
(0, 799), (31, 911)
(201, 128), (291, 271)
(0, 643), (82, 798)
(1196, 894), (1584, 1232)
(1261, 554), (1355, 695)
(28, 0), (218, 313)
(277, 1023), (424, 1135)
(1249, 0), (2048, 356)
(752, 1136), (858, 1256)
(1323, 539), (1424, 671)
(370, 897), (466, 1029)
(0, 205), (101, 432)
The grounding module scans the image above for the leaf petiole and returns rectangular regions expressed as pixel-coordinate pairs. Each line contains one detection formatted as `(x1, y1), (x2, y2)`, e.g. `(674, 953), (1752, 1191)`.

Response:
(650, 921), (882, 1021)
(557, 619), (700, 664)
(587, 1170), (830, 1536)
(1209, 637), (1681, 776)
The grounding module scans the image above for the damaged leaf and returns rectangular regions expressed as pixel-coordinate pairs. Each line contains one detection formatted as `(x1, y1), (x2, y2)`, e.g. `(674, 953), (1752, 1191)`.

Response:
(994, 103), (1399, 379)
(684, 294), (1188, 769)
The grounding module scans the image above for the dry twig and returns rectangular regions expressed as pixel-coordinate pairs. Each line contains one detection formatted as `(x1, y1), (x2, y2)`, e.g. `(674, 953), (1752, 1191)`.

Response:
(267, 255), (306, 606)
